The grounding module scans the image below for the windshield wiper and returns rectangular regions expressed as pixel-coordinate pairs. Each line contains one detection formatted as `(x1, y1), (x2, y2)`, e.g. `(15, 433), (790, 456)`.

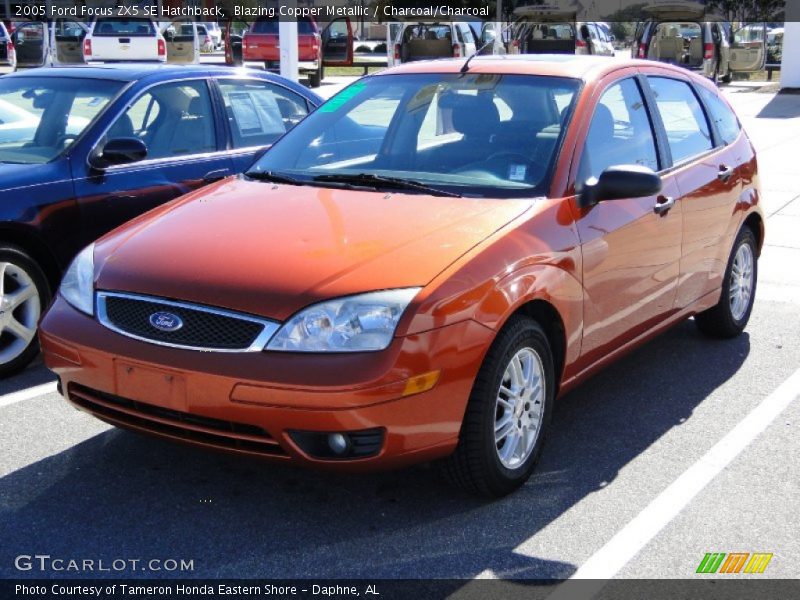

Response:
(313, 173), (461, 198)
(245, 171), (304, 186)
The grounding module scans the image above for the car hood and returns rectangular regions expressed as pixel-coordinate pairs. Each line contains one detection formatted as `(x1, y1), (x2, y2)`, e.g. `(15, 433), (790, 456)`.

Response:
(95, 177), (533, 321)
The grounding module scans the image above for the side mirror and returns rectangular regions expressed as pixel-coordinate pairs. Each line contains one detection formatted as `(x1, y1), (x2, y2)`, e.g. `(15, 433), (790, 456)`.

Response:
(580, 26), (591, 41)
(89, 137), (148, 170)
(579, 165), (662, 208)
(164, 29), (175, 42)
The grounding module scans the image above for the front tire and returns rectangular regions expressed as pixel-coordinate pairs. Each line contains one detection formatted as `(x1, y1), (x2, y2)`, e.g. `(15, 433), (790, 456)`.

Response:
(0, 245), (51, 378)
(695, 227), (758, 338)
(442, 316), (554, 497)
(308, 65), (322, 88)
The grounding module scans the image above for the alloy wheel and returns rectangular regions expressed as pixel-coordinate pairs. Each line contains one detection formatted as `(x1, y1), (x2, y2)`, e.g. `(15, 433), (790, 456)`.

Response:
(0, 261), (41, 366)
(495, 347), (546, 469)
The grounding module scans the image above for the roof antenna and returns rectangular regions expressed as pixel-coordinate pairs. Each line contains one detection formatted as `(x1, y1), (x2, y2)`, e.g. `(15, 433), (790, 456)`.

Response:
(460, 16), (522, 74)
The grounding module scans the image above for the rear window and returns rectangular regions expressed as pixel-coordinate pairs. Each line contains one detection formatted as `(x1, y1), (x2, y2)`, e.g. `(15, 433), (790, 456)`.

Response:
(403, 24), (452, 41)
(93, 19), (155, 37)
(251, 18), (316, 35)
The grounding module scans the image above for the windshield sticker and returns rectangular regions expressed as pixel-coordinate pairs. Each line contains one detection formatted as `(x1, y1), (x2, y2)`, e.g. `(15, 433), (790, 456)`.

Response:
(509, 165), (527, 181)
(319, 81), (367, 113)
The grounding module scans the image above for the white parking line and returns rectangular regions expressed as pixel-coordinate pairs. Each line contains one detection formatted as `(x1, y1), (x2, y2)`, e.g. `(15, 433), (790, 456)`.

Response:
(0, 381), (58, 408)
(545, 366), (800, 593)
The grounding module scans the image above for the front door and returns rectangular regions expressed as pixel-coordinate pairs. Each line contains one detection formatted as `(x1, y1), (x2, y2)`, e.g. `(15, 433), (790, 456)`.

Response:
(572, 75), (683, 366)
(728, 23), (766, 73)
(12, 21), (46, 68)
(164, 19), (198, 64)
(72, 79), (232, 242)
(321, 17), (353, 66)
(53, 19), (86, 65)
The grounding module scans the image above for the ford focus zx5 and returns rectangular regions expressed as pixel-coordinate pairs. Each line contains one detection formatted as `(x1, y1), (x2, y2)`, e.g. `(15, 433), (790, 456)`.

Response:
(40, 55), (764, 497)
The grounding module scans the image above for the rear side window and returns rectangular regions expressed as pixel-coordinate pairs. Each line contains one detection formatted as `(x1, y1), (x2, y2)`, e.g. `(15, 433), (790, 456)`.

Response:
(578, 78), (659, 182)
(219, 79), (310, 148)
(648, 76), (712, 164)
(697, 87), (741, 145)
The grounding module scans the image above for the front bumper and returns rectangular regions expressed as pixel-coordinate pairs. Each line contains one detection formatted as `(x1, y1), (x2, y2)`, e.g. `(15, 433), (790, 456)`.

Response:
(40, 296), (493, 471)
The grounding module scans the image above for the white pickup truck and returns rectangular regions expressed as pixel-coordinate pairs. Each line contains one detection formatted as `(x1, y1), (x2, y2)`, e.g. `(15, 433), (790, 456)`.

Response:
(83, 17), (199, 64)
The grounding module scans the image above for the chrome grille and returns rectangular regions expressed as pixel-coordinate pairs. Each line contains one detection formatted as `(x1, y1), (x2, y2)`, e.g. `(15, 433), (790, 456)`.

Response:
(97, 292), (279, 352)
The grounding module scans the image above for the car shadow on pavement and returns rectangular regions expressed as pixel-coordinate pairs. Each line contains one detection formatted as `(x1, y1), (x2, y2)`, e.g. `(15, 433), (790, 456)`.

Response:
(0, 320), (750, 581)
(0, 360), (55, 396)
(757, 91), (800, 119)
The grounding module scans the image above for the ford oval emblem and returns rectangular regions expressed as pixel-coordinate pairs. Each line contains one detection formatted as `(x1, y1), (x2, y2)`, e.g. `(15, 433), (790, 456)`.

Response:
(149, 312), (183, 332)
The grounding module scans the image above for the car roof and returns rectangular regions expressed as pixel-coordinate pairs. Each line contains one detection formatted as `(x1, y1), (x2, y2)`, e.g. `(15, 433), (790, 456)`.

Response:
(2, 64), (322, 101)
(379, 54), (698, 83)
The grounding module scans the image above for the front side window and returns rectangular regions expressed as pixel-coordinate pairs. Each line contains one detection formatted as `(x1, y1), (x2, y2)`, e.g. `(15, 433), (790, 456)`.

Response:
(106, 80), (216, 161)
(697, 86), (741, 145)
(0, 77), (122, 164)
(578, 78), (659, 182)
(648, 76), (712, 163)
(249, 73), (580, 198)
(218, 80), (309, 149)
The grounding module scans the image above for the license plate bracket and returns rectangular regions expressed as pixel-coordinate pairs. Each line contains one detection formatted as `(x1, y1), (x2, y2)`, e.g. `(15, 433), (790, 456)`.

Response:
(114, 361), (187, 412)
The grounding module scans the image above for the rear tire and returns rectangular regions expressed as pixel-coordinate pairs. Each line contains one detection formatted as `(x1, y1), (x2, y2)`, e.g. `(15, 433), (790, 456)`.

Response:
(0, 245), (51, 378)
(441, 316), (554, 497)
(695, 227), (758, 338)
(308, 66), (322, 88)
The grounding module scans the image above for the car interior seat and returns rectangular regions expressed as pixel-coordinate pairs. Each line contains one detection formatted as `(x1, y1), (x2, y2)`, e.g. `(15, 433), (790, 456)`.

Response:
(689, 35), (703, 64)
(658, 26), (683, 63)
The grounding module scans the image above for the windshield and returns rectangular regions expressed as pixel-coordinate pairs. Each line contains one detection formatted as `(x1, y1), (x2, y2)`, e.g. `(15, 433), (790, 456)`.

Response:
(0, 77), (123, 164)
(249, 73), (580, 198)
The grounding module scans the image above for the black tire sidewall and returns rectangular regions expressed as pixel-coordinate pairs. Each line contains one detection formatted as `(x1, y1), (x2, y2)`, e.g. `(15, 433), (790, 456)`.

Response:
(0, 245), (51, 377)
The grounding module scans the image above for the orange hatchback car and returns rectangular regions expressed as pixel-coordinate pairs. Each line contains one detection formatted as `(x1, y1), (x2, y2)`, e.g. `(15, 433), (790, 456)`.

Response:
(40, 56), (763, 497)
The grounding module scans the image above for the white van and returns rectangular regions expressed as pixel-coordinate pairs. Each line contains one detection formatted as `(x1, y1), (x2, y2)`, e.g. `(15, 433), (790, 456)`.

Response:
(633, 1), (766, 82)
(510, 3), (615, 56)
(389, 21), (479, 66)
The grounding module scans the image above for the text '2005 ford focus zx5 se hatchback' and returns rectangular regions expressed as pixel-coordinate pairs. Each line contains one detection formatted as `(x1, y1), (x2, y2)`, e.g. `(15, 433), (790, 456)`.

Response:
(40, 55), (764, 497)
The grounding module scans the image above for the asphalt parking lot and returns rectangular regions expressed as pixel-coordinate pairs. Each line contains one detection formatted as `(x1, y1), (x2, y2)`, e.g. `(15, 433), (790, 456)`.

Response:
(1, 68), (799, 584)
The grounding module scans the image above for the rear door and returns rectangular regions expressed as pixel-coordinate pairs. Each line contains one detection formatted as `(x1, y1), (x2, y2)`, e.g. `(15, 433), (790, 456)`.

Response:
(214, 77), (316, 173)
(728, 23), (766, 72)
(644, 74), (739, 306)
(164, 19), (198, 64)
(321, 17), (353, 66)
(571, 73), (682, 366)
(11, 21), (46, 67)
(52, 19), (86, 65)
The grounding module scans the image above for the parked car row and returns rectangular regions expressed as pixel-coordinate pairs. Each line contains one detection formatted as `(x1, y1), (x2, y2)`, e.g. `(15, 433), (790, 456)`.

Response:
(3, 17), (230, 69)
(1, 53), (762, 496)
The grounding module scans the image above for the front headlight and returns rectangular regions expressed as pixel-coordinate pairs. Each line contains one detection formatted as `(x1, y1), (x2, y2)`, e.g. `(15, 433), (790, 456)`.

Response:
(60, 243), (95, 316)
(266, 288), (421, 352)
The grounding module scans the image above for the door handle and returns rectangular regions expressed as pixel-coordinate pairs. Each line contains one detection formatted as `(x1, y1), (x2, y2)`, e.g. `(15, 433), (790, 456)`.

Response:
(654, 195), (675, 216)
(718, 165), (735, 181)
(202, 169), (231, 183)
